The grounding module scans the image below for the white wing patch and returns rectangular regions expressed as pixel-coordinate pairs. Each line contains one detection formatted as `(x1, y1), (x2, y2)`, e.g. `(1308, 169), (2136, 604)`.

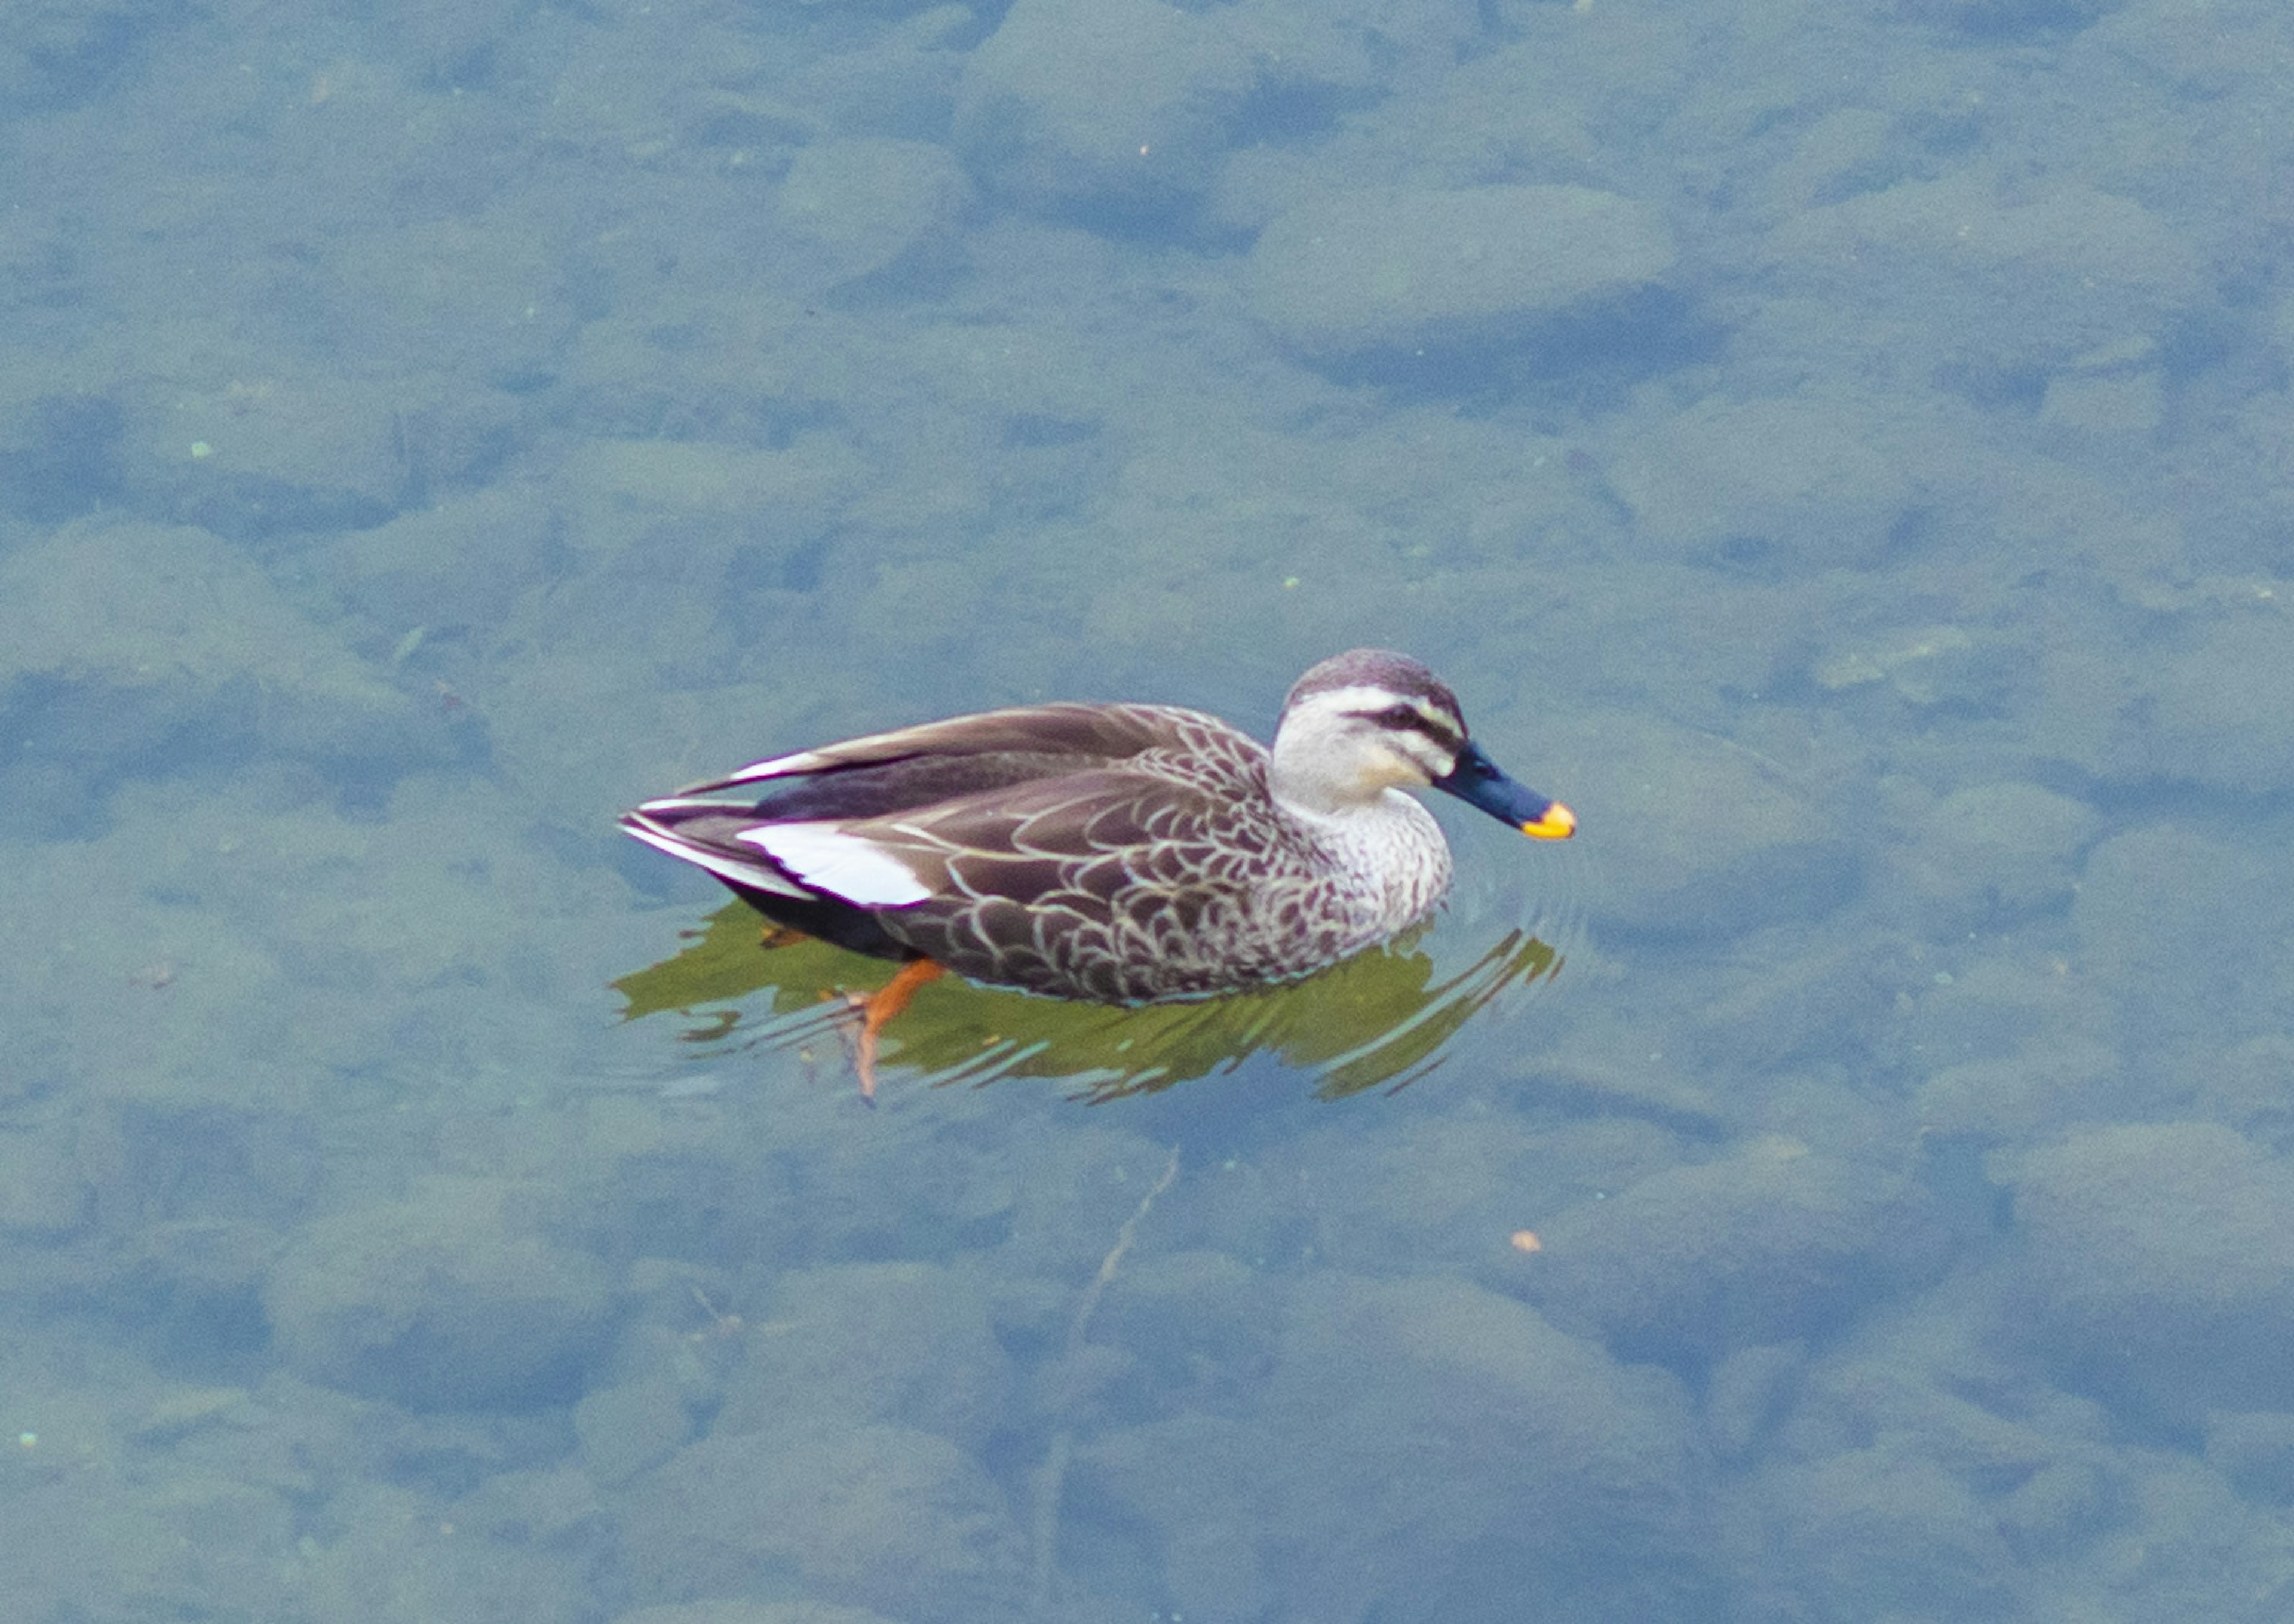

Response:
(741, 821), (934, 907)
(711, 748), (834, 788)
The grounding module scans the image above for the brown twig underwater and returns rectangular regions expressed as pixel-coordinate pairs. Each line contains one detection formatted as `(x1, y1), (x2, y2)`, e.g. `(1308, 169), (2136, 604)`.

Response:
(1029, 1145), (1181, 1618)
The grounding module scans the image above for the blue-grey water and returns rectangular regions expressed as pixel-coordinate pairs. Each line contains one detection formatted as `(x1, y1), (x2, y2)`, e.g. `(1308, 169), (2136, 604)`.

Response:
(6, 1), (2292, 1619)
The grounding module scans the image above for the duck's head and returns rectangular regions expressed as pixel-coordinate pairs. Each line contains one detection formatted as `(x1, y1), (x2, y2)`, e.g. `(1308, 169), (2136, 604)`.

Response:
(1269, 648), (1575, 838)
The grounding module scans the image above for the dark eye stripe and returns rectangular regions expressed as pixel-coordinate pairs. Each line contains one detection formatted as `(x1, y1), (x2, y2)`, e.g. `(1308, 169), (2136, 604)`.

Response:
(1345, 705), (1463, 754)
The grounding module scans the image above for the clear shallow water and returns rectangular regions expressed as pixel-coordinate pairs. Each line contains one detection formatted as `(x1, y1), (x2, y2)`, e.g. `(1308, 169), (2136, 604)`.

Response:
(6, 1), (2294, 1619)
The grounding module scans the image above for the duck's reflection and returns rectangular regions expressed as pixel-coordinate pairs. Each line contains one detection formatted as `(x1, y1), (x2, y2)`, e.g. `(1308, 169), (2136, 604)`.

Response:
(615, 903), (1562, 1101)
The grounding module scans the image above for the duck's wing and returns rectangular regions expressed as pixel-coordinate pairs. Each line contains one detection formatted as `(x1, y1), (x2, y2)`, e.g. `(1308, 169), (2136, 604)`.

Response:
(673, 702), (1229, 802)
(621, 757), (1266, 928)
(623, 704), (1268, 906)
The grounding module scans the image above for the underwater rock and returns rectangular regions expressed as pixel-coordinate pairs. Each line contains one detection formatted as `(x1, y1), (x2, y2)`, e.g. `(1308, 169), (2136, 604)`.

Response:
(0, 519), (441, 832)
(1248, 183), (1673, 357)
(616, 1421), (1026, 1622)
(779, 138), (972, 289)
(264, 1176), (611, 1410)
(1607, 392), (1919, 570)
(2006, 1120), (2294, 1420)
(711, 1261), (1011, 1454)
(1887, 780), (2099, 931)
(955, 0), (1252, 216)
(1763, 172), (2202, 385)
(1258, 1273), (1704, 1619)
(1554, 714), (1856, 941)
(614, 1603), (903, 1624)
(2073, 823), (2286, 1054)
(1523, 1138), (1943, 1365)
(2112, 612), (2294, 794)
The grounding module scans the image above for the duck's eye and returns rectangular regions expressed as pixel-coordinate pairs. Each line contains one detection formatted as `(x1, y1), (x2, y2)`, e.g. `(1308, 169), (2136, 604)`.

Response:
(1378, 704), (1418, 728)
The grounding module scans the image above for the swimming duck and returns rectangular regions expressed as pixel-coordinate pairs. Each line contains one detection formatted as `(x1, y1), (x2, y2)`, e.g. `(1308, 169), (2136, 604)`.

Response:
(621, 648), (1574, 1094)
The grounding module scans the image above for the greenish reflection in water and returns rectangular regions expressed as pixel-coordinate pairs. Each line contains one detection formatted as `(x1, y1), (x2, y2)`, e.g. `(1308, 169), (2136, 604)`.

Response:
(615, 902), (1562, 1101)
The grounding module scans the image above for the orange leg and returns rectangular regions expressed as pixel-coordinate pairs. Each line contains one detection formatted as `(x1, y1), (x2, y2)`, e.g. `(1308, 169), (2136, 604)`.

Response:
(845, 958), (945, 1103)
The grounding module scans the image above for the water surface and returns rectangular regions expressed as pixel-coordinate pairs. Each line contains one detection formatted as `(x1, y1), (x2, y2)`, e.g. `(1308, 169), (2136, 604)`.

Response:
(5, 1), (2291, 1620)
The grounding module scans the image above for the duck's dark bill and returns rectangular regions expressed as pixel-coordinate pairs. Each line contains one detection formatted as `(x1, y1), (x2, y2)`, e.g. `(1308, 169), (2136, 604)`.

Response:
(1431, 742), (1576, 839)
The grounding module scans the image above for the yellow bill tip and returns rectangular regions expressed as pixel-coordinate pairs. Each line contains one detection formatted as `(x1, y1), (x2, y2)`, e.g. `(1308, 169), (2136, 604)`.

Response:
(1522, 801), (1576, 840)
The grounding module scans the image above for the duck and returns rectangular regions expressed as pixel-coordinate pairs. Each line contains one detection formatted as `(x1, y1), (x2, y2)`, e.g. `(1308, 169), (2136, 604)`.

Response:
(620, 648), (1574, 1094)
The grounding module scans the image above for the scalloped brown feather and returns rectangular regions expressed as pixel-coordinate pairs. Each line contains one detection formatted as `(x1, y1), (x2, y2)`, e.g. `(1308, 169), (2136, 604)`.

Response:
(621, 656), (1504, 1005)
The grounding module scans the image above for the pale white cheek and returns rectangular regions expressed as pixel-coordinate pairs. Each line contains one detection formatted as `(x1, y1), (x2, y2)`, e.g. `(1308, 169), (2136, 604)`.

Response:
(1370, 740), (1440, 787)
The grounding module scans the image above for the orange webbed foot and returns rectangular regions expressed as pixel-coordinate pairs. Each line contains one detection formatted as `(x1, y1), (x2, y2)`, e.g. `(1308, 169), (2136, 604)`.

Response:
(841, 958), (946, 1103)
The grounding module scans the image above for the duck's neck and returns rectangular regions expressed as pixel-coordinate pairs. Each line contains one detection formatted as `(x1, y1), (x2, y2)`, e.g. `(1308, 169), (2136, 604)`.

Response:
(1274, 788), (1455, 931)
